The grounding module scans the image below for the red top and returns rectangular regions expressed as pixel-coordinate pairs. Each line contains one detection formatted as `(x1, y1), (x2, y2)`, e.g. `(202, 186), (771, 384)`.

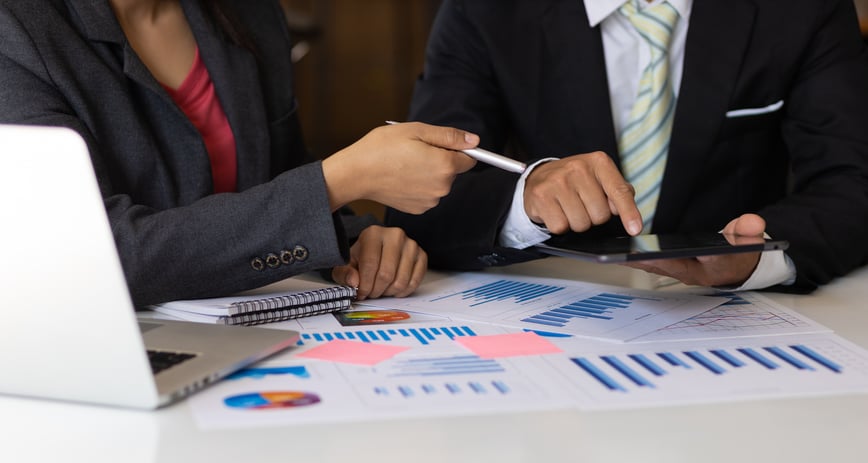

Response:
(163, 47), (238, 193)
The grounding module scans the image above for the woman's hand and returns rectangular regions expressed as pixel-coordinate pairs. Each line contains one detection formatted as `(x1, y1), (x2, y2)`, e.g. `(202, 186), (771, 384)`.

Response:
(331, 225), (428, 300)
(322, 122), (478, 214)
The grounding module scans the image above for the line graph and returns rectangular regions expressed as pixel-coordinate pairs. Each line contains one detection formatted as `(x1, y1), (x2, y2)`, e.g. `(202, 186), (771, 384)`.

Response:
(632, 292), (829, 342)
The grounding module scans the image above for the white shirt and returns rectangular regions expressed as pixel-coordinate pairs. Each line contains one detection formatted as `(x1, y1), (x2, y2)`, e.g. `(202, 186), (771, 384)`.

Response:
(498, 0), (796, 290)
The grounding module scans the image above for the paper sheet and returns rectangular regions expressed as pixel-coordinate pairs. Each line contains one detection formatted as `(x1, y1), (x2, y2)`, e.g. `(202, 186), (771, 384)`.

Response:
(358, 273), (727, 342)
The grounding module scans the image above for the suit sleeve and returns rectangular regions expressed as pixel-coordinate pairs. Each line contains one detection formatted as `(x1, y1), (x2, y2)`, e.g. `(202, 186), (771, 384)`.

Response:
(760, 0), (868, 291)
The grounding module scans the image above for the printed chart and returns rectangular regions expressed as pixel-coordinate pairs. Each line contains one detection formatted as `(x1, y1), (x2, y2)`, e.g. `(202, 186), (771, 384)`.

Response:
(548, 333), (868, 409)
(359, 273), (726, 342)
(189, 353), (568, 428)
(632, 291), (829, 342)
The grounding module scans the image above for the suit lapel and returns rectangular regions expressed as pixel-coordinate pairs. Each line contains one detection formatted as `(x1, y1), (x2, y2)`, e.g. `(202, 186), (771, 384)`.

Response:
(654, 0), (757, 230)
(541, 1), (619, 159)
(182, 0), (271, 190)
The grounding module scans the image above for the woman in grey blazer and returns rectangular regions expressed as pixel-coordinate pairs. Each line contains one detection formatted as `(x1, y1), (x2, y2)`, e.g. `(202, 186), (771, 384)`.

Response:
(0, 0), (479, 306)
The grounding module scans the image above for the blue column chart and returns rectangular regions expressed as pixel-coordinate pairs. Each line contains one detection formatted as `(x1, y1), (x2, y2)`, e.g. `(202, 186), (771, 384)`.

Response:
(351, 353), (555, 409)
(521, 292), (660, 327)
(357, 273), (726, 342)
(550, 334), (868, 409)
(297, 324), (483, 347)
(430, 279), (565, 306)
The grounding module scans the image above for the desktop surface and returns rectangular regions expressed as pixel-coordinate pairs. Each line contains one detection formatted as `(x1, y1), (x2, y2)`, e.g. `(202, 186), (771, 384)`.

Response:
(2, 258), (867, 463)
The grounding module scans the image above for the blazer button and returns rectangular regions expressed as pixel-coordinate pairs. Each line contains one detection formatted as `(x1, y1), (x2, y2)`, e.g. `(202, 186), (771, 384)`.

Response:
(292, 245), (309, 262)
(265, 253), (281, 268)
(250, 257), (265, 271)
(280, 249), (295, 265)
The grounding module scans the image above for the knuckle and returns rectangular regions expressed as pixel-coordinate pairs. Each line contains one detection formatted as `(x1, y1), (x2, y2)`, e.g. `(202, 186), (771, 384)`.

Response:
(377, 266), (397, 282)
(588, 209), (611, 225)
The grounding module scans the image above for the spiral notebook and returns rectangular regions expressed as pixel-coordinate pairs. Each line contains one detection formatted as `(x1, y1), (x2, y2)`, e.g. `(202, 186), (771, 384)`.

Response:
(152, 285), (356, 326)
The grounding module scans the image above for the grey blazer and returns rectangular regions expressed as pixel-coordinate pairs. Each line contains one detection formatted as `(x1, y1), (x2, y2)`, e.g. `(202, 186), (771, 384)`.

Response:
(0, 0), (365, 306)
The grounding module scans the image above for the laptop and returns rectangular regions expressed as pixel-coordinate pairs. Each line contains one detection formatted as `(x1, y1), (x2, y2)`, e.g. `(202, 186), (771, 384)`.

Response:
(0, 125), (300, 409)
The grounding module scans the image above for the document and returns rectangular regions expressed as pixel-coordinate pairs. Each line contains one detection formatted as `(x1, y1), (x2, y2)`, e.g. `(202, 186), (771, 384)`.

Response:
(543, 333), (868, 409)
(356, 273), (727, 342)
(630, 291), (831, 343)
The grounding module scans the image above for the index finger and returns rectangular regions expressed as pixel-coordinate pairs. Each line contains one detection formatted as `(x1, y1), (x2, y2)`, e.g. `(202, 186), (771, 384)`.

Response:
(405, 121), (480, 151)
(597, 168), (643, 236)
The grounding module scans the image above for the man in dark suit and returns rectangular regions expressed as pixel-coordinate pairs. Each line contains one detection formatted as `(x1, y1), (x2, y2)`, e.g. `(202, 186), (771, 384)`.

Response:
(387, 0), (868, 292)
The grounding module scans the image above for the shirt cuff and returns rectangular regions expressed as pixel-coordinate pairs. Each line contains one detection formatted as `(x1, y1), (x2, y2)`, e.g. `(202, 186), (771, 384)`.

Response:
(498, 158), (558, 249)
(728, 242), (797, 291)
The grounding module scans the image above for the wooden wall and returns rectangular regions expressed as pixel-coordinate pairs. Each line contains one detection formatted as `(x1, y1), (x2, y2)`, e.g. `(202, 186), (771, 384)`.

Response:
(281, 0), (442, 219)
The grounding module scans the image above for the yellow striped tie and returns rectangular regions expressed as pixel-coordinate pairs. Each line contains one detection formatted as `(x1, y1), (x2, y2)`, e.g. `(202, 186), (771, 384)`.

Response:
(618, 0), (679, 232)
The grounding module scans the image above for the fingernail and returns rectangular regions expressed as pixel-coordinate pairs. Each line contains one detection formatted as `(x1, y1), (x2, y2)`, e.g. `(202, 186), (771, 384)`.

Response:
(627, 220), (642, 236)
(464, 132), (479, 145)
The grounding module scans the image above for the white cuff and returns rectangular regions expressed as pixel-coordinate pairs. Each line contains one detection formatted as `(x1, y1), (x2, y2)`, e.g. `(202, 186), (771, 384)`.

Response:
(498, 158), (559, 249)
(729, 243), (797, 291)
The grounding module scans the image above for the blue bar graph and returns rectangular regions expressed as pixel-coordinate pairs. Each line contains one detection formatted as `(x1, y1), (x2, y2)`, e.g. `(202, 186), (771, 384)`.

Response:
(628, 354), (666, 376)
(790, 344), (843, 373)
(430, 279), (565, 306)
(765, 346), (814, 371)
(521, 292), (659, 328)
(684, 351), (726, 375)
(388, 355), (505, 377)
(710, 349), (746, 368)
(369, 380), (514, 400)
(572, 358), (627, 392)
(602, 355), (655, 387)
(657, 352), (692, 369)
(738, 347), (779, 370)
(573, 343), (847, 393)
(299, 325), (478, 346)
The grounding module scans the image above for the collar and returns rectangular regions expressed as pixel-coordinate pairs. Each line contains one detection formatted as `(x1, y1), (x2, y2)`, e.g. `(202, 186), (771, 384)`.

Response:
(583, 0), (692, 27)
(64, 0), (125, 43)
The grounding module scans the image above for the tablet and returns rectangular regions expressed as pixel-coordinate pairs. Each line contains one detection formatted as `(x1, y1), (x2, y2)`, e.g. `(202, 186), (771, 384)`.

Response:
(533, 232), (789, 263)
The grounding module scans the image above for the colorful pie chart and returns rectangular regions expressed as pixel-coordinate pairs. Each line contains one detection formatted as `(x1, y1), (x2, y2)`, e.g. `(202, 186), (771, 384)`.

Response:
(336, 310), (411, 325)
(224, 391), (321, 409)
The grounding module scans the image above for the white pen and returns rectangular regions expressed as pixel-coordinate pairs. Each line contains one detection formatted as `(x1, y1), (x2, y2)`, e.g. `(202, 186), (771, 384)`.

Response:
(385, 120), (527, 174)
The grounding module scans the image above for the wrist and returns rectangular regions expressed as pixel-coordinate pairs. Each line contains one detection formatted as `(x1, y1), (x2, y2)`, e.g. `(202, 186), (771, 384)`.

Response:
(322, 152), (363, 211)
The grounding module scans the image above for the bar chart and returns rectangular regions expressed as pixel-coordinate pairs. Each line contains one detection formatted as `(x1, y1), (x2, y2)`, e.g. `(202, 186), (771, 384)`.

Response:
(352, 353), (553, 408)
(552, 334), (868, 408)
(297, 324), (481, 347)
(430, 279), (565, 306)
(358, 273), (724, 341)
(520, 292), (660, 328)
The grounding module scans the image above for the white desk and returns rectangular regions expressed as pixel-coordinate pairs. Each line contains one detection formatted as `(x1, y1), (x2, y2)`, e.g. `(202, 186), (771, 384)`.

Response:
(2, 259), (867, 463)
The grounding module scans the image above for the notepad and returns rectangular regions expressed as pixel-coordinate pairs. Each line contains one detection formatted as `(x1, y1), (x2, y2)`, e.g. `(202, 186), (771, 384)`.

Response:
(151, 285), (356, 326)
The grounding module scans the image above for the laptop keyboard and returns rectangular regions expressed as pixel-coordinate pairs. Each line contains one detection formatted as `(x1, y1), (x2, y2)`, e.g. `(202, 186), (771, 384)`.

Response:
(147, 350), (198, 374)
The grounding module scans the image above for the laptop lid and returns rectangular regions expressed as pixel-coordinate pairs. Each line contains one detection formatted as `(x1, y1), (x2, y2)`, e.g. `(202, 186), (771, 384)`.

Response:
(0, 125), (298, 409)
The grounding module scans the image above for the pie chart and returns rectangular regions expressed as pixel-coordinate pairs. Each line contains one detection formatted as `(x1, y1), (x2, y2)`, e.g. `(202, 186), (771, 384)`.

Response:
(224, 391), (321, 409)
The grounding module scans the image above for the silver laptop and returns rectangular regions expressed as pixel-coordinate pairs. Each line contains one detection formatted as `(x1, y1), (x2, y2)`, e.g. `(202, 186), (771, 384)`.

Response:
(0, 125), (299, 409)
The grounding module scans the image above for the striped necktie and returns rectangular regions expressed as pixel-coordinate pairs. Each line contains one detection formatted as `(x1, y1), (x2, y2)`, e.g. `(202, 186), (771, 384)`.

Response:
(617, 0), (680, 232)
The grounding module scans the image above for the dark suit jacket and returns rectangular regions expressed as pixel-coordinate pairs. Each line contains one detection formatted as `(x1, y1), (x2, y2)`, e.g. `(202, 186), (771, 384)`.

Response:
(387, 0), (868, 291)
(0, 0), (370, 306)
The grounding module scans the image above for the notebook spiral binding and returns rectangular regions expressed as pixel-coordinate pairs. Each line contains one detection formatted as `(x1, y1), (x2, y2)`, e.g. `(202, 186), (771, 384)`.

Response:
(221, 298), (354, 326)
(226, 286), (357, 315)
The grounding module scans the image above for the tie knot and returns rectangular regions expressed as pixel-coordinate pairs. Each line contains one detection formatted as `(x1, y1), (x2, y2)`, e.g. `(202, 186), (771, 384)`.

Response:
(620, 0), (679, 49)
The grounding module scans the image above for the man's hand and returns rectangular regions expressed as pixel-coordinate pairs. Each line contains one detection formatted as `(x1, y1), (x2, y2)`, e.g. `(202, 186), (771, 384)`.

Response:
(331, 225), (427, 300)
(524, 151), (643, 236)
(626, 214), (767, 287)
